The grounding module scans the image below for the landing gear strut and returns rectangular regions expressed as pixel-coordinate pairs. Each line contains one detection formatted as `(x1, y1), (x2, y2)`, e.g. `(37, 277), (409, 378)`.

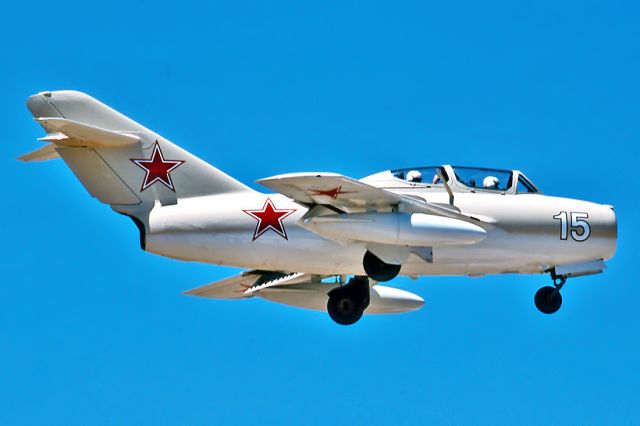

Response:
(327, 276), (370, 325)
(534, 273), (567, 314)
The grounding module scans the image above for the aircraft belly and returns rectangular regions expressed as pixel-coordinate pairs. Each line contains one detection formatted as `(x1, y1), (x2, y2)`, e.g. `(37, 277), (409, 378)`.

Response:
(146, 229), (367, 273)
(145, 226), (549, 276)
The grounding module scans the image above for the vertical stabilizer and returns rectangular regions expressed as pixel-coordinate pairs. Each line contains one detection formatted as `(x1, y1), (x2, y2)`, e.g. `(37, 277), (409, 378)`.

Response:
(23, 91), (254, 209)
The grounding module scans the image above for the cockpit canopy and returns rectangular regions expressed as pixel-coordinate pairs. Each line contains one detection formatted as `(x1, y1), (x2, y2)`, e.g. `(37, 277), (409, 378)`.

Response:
(386, 165), (540, 194)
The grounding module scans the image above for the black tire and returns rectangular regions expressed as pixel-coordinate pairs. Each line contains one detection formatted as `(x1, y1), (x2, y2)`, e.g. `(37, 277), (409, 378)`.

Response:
(327, 293), (364, 325)
(363, 251), (401, 282)
(534, 286), (563, 314)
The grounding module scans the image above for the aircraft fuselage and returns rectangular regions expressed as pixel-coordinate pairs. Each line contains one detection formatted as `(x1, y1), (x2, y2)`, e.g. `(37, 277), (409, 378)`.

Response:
(145, 190), (617, 278)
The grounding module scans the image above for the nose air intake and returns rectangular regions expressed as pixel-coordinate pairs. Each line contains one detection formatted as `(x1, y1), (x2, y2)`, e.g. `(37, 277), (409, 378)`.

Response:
(605, 204), (617, 261)
(588, 203), (618, 262)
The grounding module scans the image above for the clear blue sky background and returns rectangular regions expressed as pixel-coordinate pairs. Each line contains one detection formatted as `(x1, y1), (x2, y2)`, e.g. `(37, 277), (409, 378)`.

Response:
(2, 1), (639, 425)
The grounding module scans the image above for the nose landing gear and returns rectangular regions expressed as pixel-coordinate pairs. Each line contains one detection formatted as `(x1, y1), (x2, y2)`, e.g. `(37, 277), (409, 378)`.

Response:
(534, 273), (567, 314)
(327, 276), (371, 325)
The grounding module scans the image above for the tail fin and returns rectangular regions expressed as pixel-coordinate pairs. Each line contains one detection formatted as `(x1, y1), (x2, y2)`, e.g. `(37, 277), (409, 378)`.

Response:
(22, 91), (253, 209)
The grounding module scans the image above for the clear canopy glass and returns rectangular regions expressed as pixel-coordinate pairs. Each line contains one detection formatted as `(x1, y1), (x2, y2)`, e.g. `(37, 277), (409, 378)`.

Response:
(391, 167), (447, 184)
(390, 165), (537, 193)
(451, 166), (512, 191)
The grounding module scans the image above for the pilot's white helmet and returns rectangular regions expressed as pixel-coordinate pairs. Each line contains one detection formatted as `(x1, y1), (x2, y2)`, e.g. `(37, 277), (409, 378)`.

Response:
(406, 170), (423, 183)
(483, 176), (499, 189)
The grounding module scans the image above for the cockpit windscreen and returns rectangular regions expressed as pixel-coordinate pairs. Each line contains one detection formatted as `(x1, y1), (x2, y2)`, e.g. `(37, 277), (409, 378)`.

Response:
(452, 166), (512, 191)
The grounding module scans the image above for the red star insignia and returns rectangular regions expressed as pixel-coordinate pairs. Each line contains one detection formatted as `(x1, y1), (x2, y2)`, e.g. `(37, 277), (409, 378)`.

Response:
(243, 198), (297, 241)
(131, 142), (185, 192)
(308, 186), (355, 199)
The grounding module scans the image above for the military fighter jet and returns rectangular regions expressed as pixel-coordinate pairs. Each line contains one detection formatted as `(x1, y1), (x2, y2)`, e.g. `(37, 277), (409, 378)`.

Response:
(21, 91), (617, 325)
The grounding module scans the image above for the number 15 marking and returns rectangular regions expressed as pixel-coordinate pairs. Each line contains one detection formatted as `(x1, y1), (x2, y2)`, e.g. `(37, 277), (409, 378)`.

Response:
(553, 211), (590, 242)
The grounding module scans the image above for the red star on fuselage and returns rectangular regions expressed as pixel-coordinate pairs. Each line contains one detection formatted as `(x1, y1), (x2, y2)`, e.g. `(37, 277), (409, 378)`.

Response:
(243, 198), (297, 241)
(131, 142), (184, 192)
(308, 186), (355, 199)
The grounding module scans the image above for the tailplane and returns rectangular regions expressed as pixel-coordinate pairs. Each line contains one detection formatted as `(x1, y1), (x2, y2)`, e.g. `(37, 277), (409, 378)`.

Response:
(22, 91), (253, 209)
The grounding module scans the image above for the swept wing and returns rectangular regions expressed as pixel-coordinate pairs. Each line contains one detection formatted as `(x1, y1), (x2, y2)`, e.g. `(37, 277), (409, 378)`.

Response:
(184, 270), (424, 314)
(257, 172), (471, 220)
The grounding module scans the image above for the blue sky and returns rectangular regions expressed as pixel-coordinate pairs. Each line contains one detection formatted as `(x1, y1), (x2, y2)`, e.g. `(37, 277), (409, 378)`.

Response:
(2, 1), (639, 425)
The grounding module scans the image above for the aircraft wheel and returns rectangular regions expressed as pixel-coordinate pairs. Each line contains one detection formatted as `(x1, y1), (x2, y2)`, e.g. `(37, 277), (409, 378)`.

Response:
(327, 293), (364, 325)
(363, 251), (401, 282)
(534, 286), (562, 314)
(327, 276), (370, 325)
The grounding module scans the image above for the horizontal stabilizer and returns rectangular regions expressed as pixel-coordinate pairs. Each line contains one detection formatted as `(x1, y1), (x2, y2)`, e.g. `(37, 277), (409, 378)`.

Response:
(35, 117), (140, 148)
(17, 143), (60, 162)
(38, 132), (67, 142)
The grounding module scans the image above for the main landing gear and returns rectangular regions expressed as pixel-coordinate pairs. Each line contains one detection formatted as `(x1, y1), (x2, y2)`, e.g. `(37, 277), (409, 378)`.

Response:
(326, 251), (400, 325)
(363, 250), (401, 282)
(534, 272), (567, 314)
(327, 276), (371, 325)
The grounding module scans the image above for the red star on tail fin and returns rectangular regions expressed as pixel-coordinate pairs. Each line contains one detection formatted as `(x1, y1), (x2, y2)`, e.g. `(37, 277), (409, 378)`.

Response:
(131, 142), (184, 192)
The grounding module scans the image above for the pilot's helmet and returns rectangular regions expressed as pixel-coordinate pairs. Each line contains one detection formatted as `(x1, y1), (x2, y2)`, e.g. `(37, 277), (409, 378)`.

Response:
(406, 170), (423, 183)
(483, 176), (499, 189)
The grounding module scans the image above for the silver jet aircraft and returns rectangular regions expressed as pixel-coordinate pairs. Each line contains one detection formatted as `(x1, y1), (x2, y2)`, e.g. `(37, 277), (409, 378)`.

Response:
(21, 91), (617, 325)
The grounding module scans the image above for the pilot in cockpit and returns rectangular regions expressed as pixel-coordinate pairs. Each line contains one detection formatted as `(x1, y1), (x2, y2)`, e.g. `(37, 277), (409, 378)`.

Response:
(483, 176), (499, 189)
(406, 170), (422, 183)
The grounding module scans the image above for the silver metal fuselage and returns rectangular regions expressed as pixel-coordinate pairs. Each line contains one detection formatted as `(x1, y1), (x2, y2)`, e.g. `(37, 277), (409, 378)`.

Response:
(145, 188), (617, 278)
